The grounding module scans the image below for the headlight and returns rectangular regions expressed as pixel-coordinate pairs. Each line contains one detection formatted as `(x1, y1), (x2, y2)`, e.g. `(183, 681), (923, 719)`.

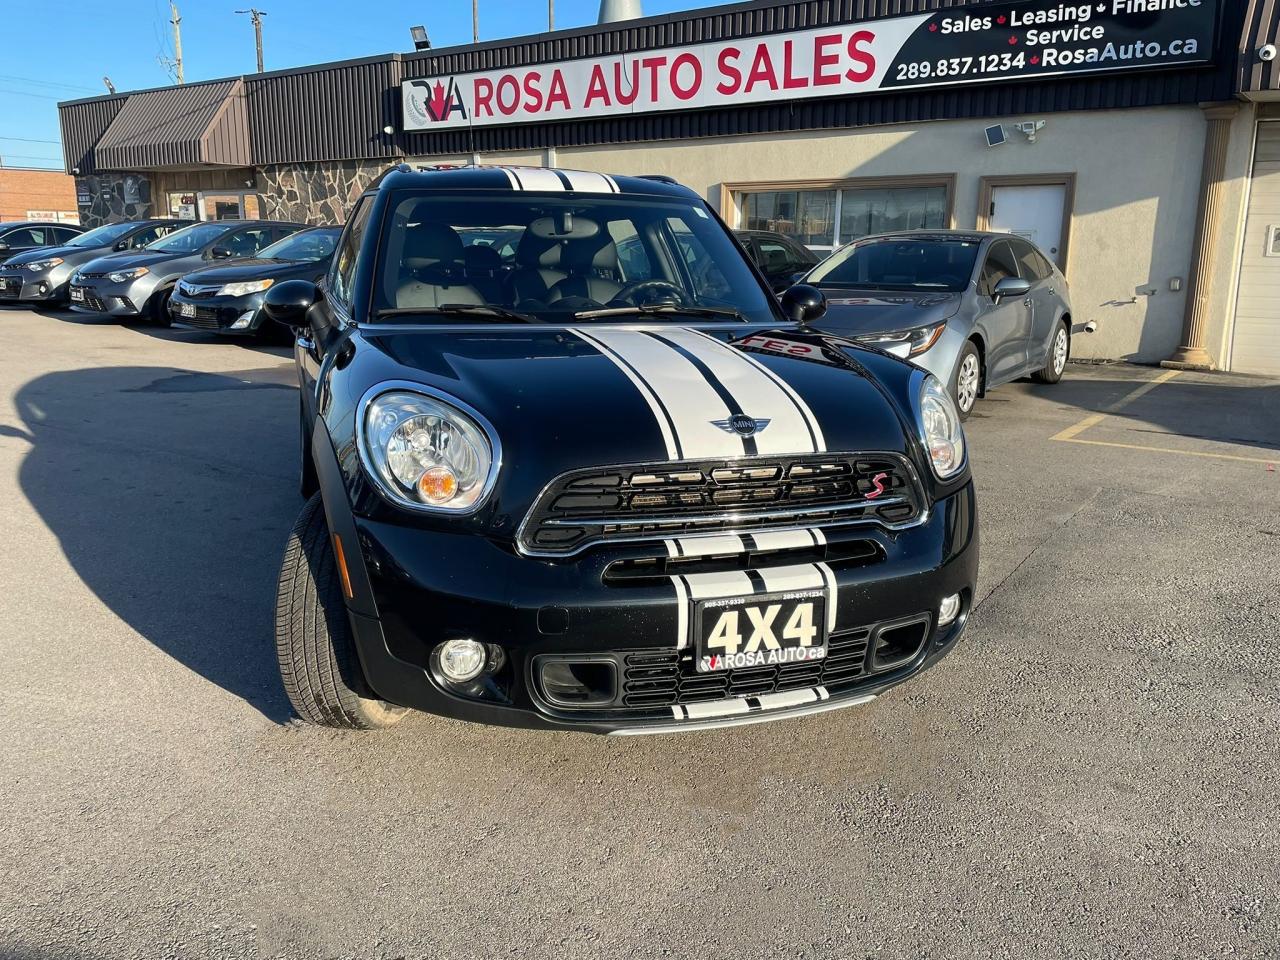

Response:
(855, 322), (946, 357)
(916, 375), (966, 479)
(108, 266), (149, 283)
(218, 278), (274, 297)
(359, 388), (499, 513)
(25, 257), (63, 272)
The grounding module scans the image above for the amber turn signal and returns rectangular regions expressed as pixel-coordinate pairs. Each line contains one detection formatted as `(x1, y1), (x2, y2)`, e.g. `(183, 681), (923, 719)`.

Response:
(417, 466), (459, 504)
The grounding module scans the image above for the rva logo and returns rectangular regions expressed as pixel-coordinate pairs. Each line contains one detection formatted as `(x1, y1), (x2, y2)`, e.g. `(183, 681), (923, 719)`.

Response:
(408, 78), (468, 125)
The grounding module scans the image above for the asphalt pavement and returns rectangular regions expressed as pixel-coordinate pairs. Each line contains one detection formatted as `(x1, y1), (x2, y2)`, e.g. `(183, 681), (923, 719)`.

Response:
(1, 305), (1277, 959)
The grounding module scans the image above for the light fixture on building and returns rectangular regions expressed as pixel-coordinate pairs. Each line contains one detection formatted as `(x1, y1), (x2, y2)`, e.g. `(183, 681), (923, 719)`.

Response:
(102, 76), (116, 94)
(1258, 43), (1277, 62)
(383, 125), (395, 135)
(410, 25), (431, 50)
(1016, 120), (1046, 143)
(984, 124), (1006, 148)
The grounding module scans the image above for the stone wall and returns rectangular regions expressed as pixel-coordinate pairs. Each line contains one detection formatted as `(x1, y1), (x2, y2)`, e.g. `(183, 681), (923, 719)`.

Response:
(74, 173), (153, 226)
(257, 159), (391, 226)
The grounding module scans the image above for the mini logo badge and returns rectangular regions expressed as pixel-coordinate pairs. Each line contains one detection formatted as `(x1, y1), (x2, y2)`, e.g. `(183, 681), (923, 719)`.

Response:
(712, 414), (771, 437)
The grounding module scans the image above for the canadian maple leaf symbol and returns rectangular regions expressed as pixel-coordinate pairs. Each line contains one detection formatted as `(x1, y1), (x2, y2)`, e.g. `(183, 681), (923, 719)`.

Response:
(427, 80), (450, 121)
(1008, 35), (1019, 44)
(996, 14), (1007, 23)
(929, 22), (938, 31)
(1030, 55), (1040, 64)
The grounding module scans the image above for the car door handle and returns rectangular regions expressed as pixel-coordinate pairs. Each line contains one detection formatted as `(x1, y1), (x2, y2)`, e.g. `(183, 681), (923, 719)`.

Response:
(1024, 298), (1033, 307)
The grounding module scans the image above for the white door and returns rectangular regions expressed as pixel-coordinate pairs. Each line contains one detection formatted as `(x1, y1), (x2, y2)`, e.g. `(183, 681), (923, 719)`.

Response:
(988, 183), (1067, 264)
(1230, 123), (1280, 377)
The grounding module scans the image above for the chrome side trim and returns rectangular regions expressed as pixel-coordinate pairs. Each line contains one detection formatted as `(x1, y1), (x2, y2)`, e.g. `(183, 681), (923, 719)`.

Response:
(607, 693), (876, 735)
(538, 494), (909, 528)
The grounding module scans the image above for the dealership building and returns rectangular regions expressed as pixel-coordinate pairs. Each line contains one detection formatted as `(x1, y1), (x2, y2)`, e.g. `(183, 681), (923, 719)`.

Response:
(59, 0), (1280, 373)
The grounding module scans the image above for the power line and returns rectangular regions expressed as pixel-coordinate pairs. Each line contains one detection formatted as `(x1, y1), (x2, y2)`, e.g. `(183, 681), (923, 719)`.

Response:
(0, 73), (99, 94)
(0, 152), (64, 162)
(0, 136), (63, 145)
(0, 88), (65, 101)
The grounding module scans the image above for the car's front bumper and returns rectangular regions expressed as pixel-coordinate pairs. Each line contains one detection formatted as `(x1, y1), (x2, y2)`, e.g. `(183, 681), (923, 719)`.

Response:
(168, 289), (267, 335)
(0, 270), (64, 302)
(343, 482), (978, 734)
(68, 275), (160, 316)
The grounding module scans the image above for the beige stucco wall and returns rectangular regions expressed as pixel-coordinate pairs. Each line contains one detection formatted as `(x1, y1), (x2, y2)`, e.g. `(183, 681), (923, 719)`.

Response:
(470, 106), (1213, 364)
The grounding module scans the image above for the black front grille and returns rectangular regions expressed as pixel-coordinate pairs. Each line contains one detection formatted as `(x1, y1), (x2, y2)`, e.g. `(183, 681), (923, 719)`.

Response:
(173, 308), (221, 329)
(520, 454), (923, 556)
(73, 288), (106, 312)
(0, 278), (21, 300)
(620, 625), (877, 709)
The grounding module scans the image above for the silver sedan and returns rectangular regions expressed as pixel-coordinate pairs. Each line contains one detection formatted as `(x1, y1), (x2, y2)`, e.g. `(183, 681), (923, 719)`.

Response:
(803, 230), (1073, 418)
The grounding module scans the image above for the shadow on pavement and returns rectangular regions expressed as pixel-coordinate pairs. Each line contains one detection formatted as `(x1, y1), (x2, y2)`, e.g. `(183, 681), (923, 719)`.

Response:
(12, 364), (301, 721)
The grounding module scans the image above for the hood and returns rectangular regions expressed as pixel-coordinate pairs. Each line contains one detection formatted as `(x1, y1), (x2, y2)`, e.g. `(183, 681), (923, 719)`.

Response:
(809, 291), (963, 337)
(181, 257), (326, 285)
(343, 323), (921, 525)
(78, 249), (183, 275)
(2, 243), (86, 266)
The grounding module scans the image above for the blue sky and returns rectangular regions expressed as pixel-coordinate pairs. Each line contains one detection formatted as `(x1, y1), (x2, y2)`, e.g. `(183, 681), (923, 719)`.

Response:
(0, 0), (702, 171)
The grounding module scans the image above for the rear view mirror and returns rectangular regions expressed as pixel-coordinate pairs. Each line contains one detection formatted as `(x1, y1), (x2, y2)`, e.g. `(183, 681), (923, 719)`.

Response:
(209, 246), (234, 260)
(992, 276), (1031, 301)
(779, 284), (827, 323)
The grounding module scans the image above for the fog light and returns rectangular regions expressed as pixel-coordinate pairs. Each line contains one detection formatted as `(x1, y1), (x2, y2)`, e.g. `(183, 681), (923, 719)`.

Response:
(938, 593), (962, 627)
(437, 638), (487, 682)
(38, 282), (49, 295)
(230, 310), (255, 330)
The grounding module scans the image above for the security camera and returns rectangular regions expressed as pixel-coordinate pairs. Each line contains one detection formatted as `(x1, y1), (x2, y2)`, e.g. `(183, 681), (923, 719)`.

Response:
(1015, 120), (1046, 143)
(1084, 321), (1098, 334)
(383, 125), (395, 135)
(71, 166), (81, 175)
(1260, 44), (1278, 62)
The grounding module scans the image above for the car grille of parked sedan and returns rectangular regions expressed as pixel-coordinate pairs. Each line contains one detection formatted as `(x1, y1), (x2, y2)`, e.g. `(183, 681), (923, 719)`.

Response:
(76, 290), (108, 312)
(518, 454), (924, 556)
(177, 281), (222, 299)
(174, 308), (221, 329)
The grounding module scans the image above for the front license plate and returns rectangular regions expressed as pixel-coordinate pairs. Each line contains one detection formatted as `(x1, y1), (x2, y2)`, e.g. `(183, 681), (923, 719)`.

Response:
(179, 301), (196, 318)
(70, 287), (84, 302)
(695, 590), (828, 673)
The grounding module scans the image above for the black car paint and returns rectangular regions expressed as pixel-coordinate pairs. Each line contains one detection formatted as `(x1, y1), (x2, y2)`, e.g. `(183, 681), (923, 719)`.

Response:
(284, 167), (977, 733)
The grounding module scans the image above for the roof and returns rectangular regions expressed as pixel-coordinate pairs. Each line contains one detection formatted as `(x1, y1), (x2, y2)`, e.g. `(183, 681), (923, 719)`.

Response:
(94, 80), (251, 171)
(860, 230), (996, 243)
(372, 165), (700, 201)
(0, 221), (81, 228)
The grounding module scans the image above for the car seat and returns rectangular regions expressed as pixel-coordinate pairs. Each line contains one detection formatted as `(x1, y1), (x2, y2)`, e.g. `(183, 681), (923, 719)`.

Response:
(396, 224), (484, 308)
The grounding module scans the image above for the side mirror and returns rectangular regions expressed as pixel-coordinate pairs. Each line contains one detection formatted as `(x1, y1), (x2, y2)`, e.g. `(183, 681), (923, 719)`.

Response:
(992, 276), (1031, 301)
(114, 240), (130, 251)
(209, 246), (234, 260)
(0, 243), (9, 254)
(779, 283), (828, 323)
(263, 279), (320, 332)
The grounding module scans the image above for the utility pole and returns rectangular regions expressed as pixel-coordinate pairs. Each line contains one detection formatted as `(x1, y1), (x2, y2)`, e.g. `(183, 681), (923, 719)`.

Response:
(549, 0), (554, 30)
(235, 8), (267, 73)
(472, 0), (479, 43)
(170, 2), (184, 84)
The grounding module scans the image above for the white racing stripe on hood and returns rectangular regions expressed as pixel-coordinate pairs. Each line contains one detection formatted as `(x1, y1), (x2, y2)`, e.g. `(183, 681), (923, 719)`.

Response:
(503, 167), (565, 192)
(653, 327), (822, 455)
(570, 326), (680, 459)
(574, 327), (744, 458)
(683, 327), (826, 452)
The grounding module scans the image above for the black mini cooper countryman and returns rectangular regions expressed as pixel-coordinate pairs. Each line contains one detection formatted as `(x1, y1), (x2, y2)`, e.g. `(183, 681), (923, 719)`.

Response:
(262, 165), (977, 734)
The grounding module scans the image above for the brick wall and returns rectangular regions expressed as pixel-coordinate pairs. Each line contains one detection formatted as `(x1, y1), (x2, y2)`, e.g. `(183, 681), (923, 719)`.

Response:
(0, 167), (79, 223)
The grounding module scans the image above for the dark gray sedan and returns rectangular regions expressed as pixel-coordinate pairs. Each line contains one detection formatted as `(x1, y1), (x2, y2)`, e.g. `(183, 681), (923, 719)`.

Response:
(803, 230), (1073, 418)
(69, 219), (304, 324)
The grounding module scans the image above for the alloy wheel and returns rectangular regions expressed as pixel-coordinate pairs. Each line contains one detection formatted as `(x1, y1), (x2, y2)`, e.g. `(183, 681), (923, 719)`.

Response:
(956, 354), (980, 413)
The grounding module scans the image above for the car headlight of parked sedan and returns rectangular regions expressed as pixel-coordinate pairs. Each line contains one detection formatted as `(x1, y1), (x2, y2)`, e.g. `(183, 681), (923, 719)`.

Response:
(359, 389), (499, 513)
(108, 266), (149, 283)
(854, 321), (946, 357)
(24, 257), (64, 272)
(916, 374), (966, 479)
(218, 278), (275, 297)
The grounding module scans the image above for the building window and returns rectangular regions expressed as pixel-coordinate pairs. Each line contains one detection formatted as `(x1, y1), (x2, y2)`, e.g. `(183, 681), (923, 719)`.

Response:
(736, 178), (952, 252)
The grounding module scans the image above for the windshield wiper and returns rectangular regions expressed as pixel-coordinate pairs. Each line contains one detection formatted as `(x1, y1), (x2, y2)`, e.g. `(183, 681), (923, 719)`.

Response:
(374, 304), (539, 323)
(572, 303), (744, 321)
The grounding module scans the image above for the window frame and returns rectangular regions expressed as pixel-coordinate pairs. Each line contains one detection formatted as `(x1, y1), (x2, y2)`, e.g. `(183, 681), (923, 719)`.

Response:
(723, 174), (956, 253)
(979, 239), (1023, 299)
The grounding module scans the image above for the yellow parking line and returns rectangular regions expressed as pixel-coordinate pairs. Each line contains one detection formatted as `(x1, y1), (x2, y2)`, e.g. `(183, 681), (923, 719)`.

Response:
(1049, 369), (1182, 442)
(1057, 437), (1277, 465)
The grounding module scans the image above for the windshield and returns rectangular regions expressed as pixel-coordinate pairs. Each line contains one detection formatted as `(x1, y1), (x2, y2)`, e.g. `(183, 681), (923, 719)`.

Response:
(372, 193), (777, 324)
(808, 238), (980, 293)
(259, 229), (338, 262)
(65, 222), (136, 248)
(146, 222), (229, 253)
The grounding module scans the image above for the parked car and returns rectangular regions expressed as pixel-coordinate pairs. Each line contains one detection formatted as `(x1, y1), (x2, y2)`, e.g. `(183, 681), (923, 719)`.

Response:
(0, 219), (188, 307)
(0, 221), (84, 265)
(735, 229), (821, 293)
(68, 219), (305, 324)
(261, 164), (977, 733)
(801, 230), (1072, 418)
(169, 226), (341, 337)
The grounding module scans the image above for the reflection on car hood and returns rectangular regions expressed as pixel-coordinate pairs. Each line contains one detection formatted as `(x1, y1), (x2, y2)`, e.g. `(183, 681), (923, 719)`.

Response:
(2, 243), (92, 266)
(810, 291), (964, 337)
(345, 323), (921, 524)
(181, 258), (323, 284)
(78, 250), (184, 274)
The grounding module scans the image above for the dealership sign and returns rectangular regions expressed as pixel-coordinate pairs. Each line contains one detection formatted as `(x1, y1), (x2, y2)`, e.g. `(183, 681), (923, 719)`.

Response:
(403, 0), (1219, 131)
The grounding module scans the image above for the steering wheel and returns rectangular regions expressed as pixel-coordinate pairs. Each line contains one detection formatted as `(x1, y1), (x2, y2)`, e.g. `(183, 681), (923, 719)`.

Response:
(609, 279), (690, 308)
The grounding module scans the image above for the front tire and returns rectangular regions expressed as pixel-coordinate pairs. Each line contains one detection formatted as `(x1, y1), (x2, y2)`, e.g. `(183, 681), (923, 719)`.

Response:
(1034, 320), (1070, 384)
(951, 341), (982, 421)
(275, 494), (407, 729)
(150, 287), (173, 327)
